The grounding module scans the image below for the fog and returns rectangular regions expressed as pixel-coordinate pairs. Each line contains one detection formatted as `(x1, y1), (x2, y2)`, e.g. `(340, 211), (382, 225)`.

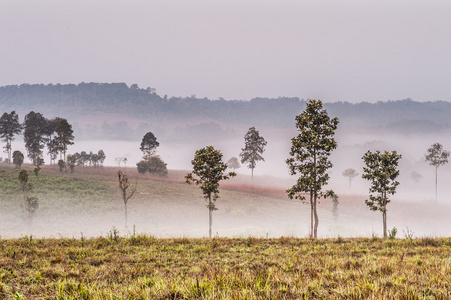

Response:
(3, 124), (451, 239)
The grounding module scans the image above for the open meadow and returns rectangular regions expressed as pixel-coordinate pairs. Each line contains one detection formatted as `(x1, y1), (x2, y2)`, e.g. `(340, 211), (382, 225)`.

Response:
(1, 236), (451, 299)
(1, 164), (451, 298)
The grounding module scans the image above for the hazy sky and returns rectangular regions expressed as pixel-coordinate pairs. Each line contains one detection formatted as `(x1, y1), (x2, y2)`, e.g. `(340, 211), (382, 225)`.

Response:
(1, 0), (450, 102)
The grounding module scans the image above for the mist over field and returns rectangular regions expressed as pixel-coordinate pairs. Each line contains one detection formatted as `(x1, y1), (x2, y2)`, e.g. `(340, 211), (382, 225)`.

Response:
(3, 112), (451, 240)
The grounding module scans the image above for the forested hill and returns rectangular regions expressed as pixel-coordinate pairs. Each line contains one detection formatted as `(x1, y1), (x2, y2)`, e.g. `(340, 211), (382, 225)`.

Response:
(0, 82), (450, 132)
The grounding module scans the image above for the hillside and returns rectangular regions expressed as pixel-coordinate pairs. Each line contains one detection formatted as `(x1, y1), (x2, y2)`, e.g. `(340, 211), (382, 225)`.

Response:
(1, 164), (451, 240)
(1, 83), (450, 136)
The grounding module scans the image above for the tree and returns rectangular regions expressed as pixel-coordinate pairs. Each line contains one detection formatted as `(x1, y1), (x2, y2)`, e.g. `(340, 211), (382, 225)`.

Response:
(54, 119), (74, 161)
(342, 168), (359, 188)
(23, 195), (39, 232)
(66, 154), (78, 173)
(97, 150), (106, 166)
(425, 143), (450, 204)
(362, 150), (401, 238)
(0, 111), (22, 163)
(43, 117), (63, 165)
(140, 132), (159, 156)
(227, 157), (241, 172)
(13, 150), (24, 169)
(240, 127), (267, 181)
(185, 146), (236, 238)
(118, 170), (136, 228)
(136, 155), (168, 176)
(23, 111), (47, 166)
(115, 157), (126, 167)
(410, 171), (422, 183)
(286, 100), (339, 238)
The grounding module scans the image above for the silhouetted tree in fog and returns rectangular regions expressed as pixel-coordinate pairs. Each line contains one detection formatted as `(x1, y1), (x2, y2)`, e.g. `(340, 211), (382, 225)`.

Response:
(140, 132), (159, 156)
(54, 118), (74, 161)
(286, 100), (339, 239)
(0, 111), (22, 163)
(240, 127), (267, 181)
(425, 143), (449, 204)
(227, 157), (241, 172)
(342, 168), (359, 188)
(137, 132), (167, 176)
(362, 150), (401, 238)
(185, 146), (236, 238)
(23, 111), (47, 166)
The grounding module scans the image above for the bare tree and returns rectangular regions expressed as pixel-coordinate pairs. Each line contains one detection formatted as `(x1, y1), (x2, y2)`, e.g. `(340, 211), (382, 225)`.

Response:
(425, 143), (450, 204)
(118, 170), (136, 228)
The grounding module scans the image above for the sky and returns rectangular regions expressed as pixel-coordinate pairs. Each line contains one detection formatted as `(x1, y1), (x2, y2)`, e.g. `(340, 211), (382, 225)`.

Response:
(1, 0), (451, 102)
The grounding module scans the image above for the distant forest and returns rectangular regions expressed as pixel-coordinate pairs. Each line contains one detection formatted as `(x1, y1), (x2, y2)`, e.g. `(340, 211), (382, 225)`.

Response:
(0, 82), (450, 134)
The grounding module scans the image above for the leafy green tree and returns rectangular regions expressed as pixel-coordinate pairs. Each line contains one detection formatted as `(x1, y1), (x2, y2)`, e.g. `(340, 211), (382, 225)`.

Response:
(185, 146), (236, 238)
(54, 119), (74, 161)
(425, 143), (450, 204)
(342, 168), (359, 188)
(140, 132), (159, 156)
(137, 155), (168, 176)
(23, 111), (47, 166)
(13, 150), (24, 169)
(18, 169), (29, 194)
(66, 154), (78, 173)
(286, 100), (339, 238)
(240, 127), (267, 181)
(227, 157), (241, 172)
(0, 111), (22, 163)
(58, 159), (66, 172)
(118, 170), (136, 228)
(362, 150), (401, 238)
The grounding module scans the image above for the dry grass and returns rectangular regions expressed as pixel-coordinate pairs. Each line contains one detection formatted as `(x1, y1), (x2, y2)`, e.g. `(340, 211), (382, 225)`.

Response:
(0, 236), (450, 299)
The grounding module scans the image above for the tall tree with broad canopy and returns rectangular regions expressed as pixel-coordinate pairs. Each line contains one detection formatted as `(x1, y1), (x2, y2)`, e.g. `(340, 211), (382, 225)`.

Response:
(23, 111), (47, 166)
(140, 132), (159, 156)
(54, 119), (74, 161)
(425, 143), (450, 204)
(362, 150), (401, 238)
(342, 168), (359, 188)
(286, 99), (339, 238)
(240, 127), (267, 181)
(185, 146), (236, 238)
(0, 111), (22, 163)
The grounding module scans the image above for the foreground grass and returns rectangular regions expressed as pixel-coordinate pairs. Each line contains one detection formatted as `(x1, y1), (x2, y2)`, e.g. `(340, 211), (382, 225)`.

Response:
(1, 236), (450, 299)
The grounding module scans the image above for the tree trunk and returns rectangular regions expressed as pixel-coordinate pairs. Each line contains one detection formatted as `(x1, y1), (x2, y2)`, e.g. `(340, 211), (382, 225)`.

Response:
(435, 166), (438, 204)
(209, 209), (212, 238)
(209, 195), (212, 238)
(124, 202), (128, 228)
(313, 193), (319, 239)
(383, 193), (387, 238)
(251, 167), (254, 182)
(309, 192), (313, 238)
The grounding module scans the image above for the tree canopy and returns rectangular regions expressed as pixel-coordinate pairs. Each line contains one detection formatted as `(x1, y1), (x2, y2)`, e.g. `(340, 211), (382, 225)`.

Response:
(286, 99), (339, 238)
(0, 111), (22, 162)
(362, 150), (401, 238)
(185, 146), (236, 238)
(240, 127), (267, 180)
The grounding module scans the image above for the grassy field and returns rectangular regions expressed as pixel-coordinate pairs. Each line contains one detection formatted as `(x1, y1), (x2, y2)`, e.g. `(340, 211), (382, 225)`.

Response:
(1, 165), (451, 298)
(0, 236), (450, 299)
